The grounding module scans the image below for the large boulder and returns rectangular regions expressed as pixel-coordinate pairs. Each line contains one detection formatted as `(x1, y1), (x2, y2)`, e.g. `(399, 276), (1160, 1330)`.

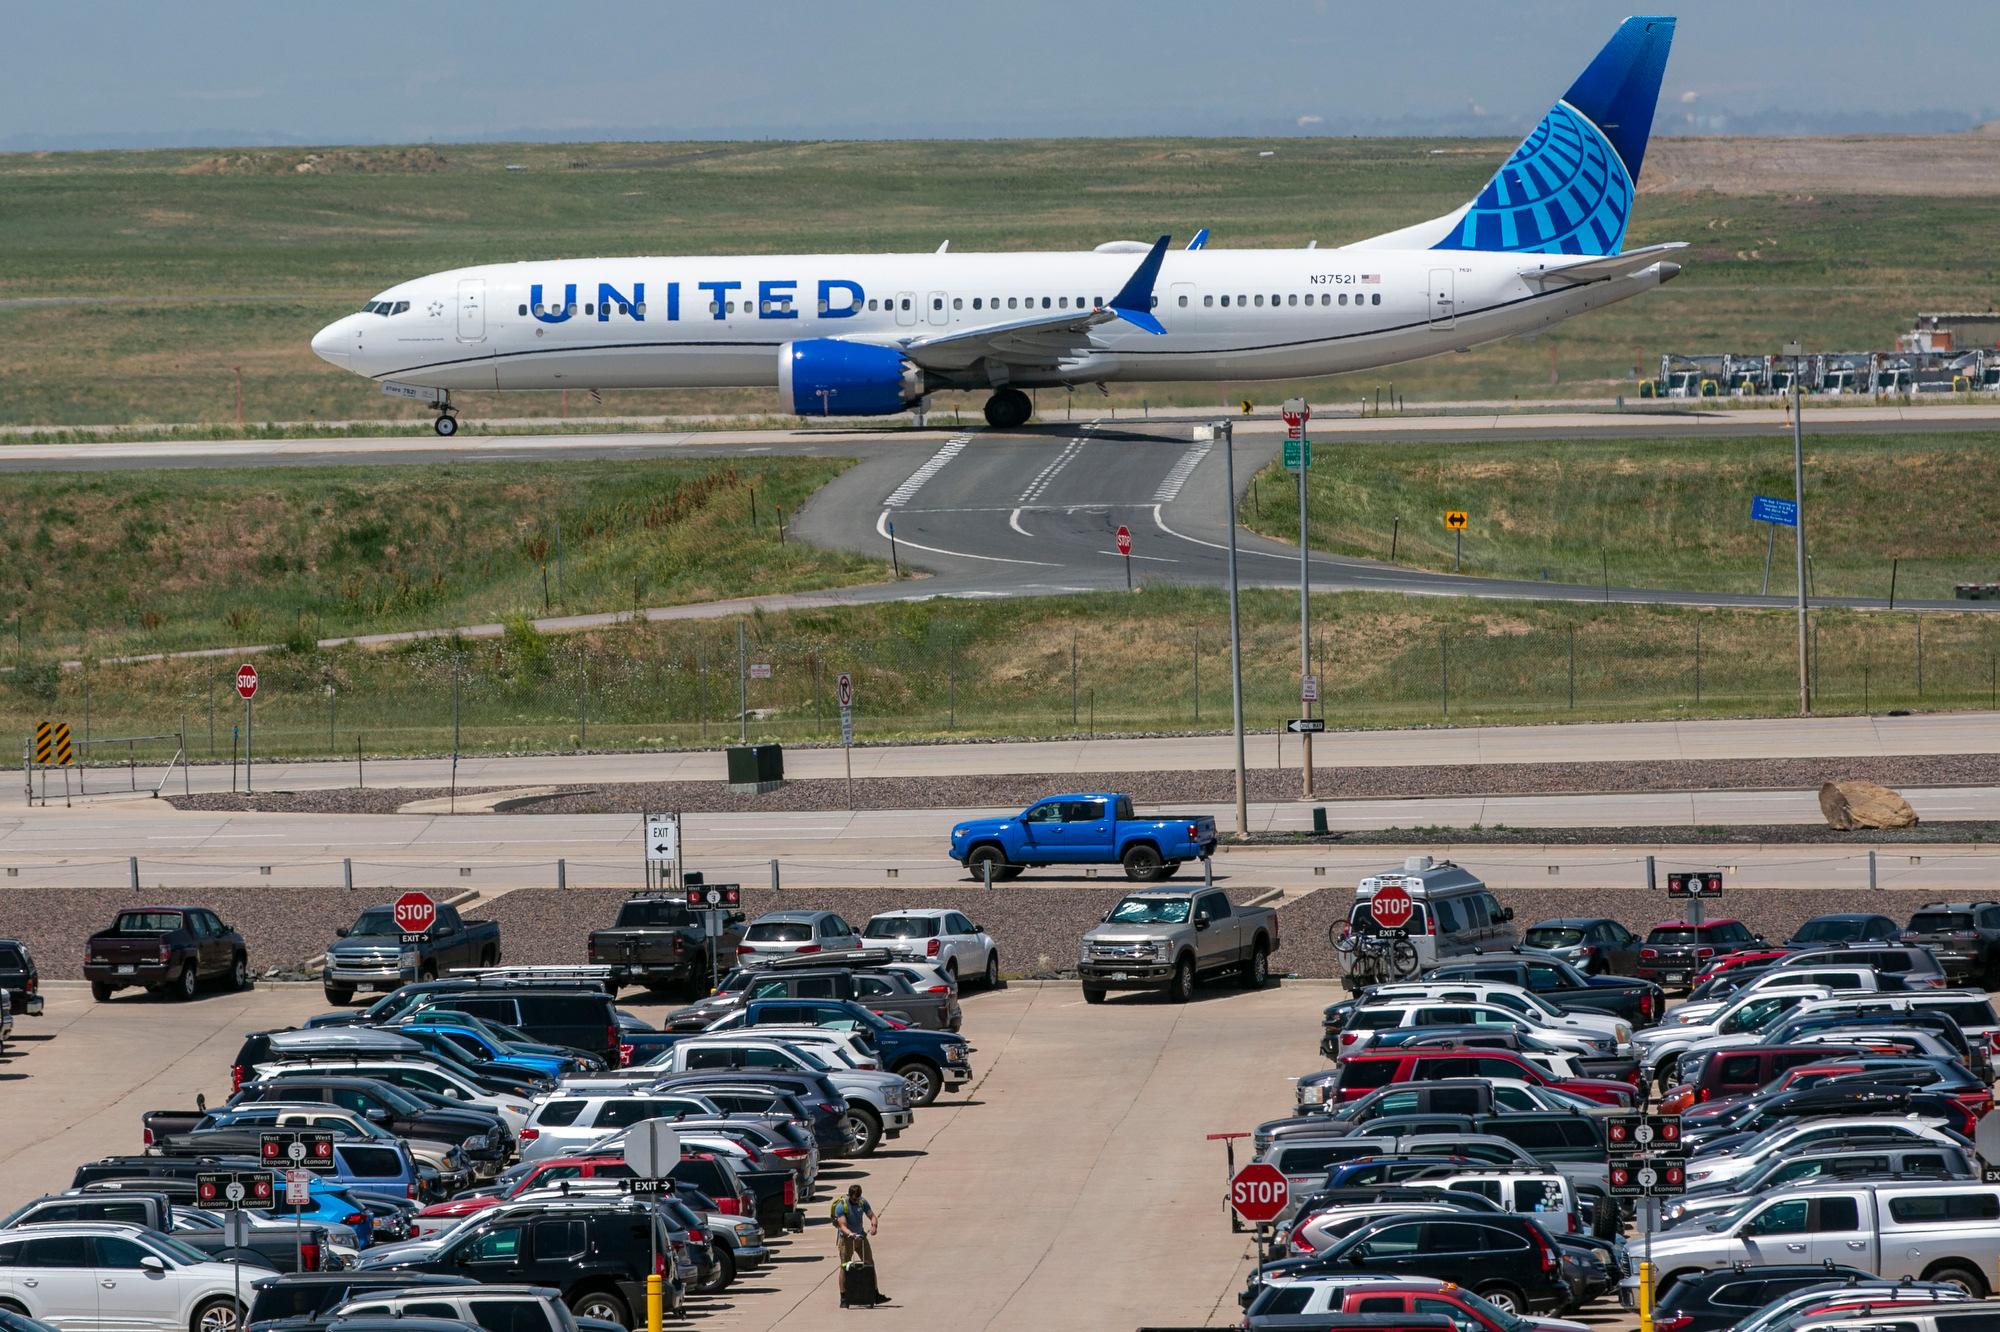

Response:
(1819, 780), (1919, 831)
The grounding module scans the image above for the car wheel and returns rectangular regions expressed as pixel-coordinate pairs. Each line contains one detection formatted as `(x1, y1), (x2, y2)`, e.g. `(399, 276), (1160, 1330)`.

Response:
(322, 984), (354, 1006)
(1167, 956), (1195, 1003)
(90, 981), (114, 1003)
(899, 1059), (942, 1106)
(1240, 942), (1270, 988)
(567, 1289), (630, 1326)
(965, 845), (1009, 882)
(231, 954), (250, 991)
(1925, 1263), (1987, 1297)
(1121, 844), (1165, 881)
(844, 1106), (883, 1156)
(192, 1297), (242, 1332)
(177, 963), (199, 1001)
(706, 1245), (737, 1292)
(418, 964), (437, 983)
(944, 958), (959, 987)
(984, 950), (1001, 988)
(1476, 1285), (1525, 1316)
(1082, 986), (1106, 1004)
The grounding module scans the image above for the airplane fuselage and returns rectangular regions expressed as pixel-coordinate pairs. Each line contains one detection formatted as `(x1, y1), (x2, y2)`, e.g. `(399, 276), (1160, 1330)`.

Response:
(313, 246), (1676, 398)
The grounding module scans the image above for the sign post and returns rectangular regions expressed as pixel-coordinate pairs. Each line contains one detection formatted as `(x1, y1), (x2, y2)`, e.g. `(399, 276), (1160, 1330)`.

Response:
(1784, 339), (1811, 715)
(1281, 397), (1315, 799)
(393, 891), (436, 980)
(1444, 510), (1469, 573)
(684, 881), (741, 990)
(1116, 525), (1133, 590)
(1229, 1160), (1291, 1263)
(836, 672), (855, 807)
(1608, 1113), (1687, 1332)
(644, 813), (681, 886)
(624, 1120), (680, 1332)
(235, 664), (259, 793)
(1666, 870), (1722, 933)
(1750, 495), (1798, 597)
(197, 1170), (273, 1321)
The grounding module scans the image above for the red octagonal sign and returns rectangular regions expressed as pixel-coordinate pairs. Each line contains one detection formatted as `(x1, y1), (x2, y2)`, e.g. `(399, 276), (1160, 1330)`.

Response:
(393, 891), (437, 937)
(1229, 1162), (1291, 1225)
(235, 664), (259, 700)
(1370, 884), (1415, 932)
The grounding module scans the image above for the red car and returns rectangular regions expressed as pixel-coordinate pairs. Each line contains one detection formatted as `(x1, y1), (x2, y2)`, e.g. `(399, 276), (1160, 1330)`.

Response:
(1635, 918), (1765, 989)
(1689, 946), (1790, 989)
(1331, 1048), (1636, 1106)
(413, 1154), (638, 1237)
(1659, 1043), (1851, 1115)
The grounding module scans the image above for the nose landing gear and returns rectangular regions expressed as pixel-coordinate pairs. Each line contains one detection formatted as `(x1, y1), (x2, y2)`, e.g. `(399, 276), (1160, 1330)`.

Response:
(982, 388), (1032, 430)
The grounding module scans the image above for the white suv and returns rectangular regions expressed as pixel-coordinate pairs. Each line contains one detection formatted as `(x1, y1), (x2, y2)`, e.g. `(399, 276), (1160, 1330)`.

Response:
(0, 1223), (249, 1332)
(862, 910), (999, 988)
(518, 1091), (721, 1161)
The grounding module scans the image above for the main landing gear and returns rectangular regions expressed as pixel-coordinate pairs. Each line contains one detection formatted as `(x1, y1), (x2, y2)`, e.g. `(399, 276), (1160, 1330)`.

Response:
(433, 400), (459, 436)
(982, 388), (1031, 430)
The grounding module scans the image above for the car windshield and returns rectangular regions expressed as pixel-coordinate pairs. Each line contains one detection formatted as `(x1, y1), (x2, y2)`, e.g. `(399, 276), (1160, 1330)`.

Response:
(1910, 912), (1975, 932)
(347, 909), (401, 938)
(1524, 927), (1586, 948)
(747, 922), (814, 942)
(864, 918), (937, 939)
(1107, 898), (1189, 924)
(1791, 918), (1865, 943)
(146, 1233), (214, 1265)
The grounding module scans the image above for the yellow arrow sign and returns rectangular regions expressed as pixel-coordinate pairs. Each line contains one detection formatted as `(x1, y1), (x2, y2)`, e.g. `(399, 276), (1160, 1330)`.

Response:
(1444, 510), (1469, 530)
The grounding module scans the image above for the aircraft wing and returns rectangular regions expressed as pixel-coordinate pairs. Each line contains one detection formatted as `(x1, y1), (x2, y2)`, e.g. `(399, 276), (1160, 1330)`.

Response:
(898, 235), (1170, 373)
(1520, 242), (1687, 284)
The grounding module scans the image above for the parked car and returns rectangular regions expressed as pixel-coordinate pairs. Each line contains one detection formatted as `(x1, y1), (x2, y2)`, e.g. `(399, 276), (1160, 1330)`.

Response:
(1901, 902), (2000, 983)
(0, 940), (43, 1018)
(721, 996), (973, 1104)
(0, 1192), (342, 1273)
(245, 1272), (478, 1332)
(585, 892), (743, 997)
(1268, 1213), (1576, 1314)
(84, 906), (248, 1002)
(1682, 1118), (1974, 1191)
(861, 909), (999, 988)
(0, 1222), (259, 1332)
(1787, 913), (1903, 949)
(321, 903), (500, 1005)
(1658, 1043), (1851, 1113)
(1330, 1049), (1636, 1107)
(734, 910), (862, 966)
(1418, 953), (1663, 1027)
(254, 1058), (536, 1132)
(1664, 1142), (1976, 1230)
(1636, 918), (1766, 989)
(1520, 918), (1642, 976)
(334, 1280), (674, 1331)
(949, 791), (1217, 881)
(68, 1166), (382, 1248)
(1338, 859), (1516, 988)
(1078, 887), (1280, 1003)
(231, 1076), (512, 1175)
(516, 1091), (721, 1162)
(409, 988), (624, 1068)
(1775, 945), (1946, 982)
(1248, 1275), (1587, 1331)
(1649, 1263), (1877, 1332)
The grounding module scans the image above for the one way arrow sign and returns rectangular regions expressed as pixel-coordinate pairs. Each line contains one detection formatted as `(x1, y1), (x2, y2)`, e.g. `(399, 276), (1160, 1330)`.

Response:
(644, 814), (680, 866)
(1286, 718), (1327, 734)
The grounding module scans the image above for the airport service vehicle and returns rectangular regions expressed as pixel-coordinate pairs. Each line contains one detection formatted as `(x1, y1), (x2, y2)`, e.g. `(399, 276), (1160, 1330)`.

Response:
(84, 906), (249, 1003)
(1636, 919), (1767, 988)
(308, 19), (1680, 437)
(1078, 888), (1279, 1002)
(1901, 903), (2000, 983)
(860, 909), (998, 987)
(585, 892), (742, 996)
(950, 793), (1217, 881)
(1418, 953), (1662, 1026)
(0, 1193), (340, 1273)
(1629, 1181), (2000, 1300)
(0, 941), (42, 1018)
(732, 911), (862, 966)
(320, 903), (500, 1006)
(1519, 919), (1643, 976)
(0, 1222), (261, 1332)
(244, 1272), (478, 1332)
(1340, 860), (1516, 986)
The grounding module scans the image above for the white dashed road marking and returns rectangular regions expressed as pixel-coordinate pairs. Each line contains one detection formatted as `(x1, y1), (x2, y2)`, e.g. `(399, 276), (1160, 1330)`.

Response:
(885, 435), (969, 508)
(1018, 438), (1087, 503)
(1153, 439), (1212, 503)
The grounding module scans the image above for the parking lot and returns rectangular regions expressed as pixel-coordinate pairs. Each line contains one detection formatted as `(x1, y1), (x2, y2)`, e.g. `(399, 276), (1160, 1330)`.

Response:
(0, 977), (1317, 1330)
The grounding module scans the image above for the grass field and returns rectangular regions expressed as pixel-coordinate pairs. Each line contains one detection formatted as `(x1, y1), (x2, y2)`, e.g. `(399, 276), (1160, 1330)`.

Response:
(1245, 430), (2000, 603)
(0, 458), (885, 659)
(10, 590), (1998, 764)
(4, 136), (1998, 424)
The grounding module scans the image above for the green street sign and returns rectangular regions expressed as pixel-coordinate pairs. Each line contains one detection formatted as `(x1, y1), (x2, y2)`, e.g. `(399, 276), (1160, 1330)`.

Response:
(1283, 438), (1312, 470)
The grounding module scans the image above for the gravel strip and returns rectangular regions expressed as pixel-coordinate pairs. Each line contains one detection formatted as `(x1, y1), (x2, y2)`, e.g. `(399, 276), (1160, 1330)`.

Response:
(162, 752), (2000, 817)
(1258, 821), (2000, 846)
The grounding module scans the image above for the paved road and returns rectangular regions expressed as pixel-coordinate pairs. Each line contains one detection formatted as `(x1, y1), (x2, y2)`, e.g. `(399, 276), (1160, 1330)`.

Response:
(6, 790), (1998, 892)
(70, 711), (2000, 793)
(0, 981), (1305, 1330)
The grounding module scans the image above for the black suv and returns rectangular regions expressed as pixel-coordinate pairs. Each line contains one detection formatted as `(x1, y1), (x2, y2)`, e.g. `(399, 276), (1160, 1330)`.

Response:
(247, 1273), (478, 1332)
(0, 939), (42, 1017)
(1901, 902), (2000, 983)
(1277, 1214), (1574, 1313)
(353, 1198), (673, 1329)
(414, 989), (624, 1066)
(1652, 1264), (1874, 1332)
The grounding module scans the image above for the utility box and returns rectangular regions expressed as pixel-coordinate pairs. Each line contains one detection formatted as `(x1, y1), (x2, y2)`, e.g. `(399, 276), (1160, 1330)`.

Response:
(726, 744), (784, 794)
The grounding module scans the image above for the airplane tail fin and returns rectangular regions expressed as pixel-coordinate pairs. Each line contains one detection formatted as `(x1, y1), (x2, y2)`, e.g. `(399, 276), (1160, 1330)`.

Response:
(1347, 15), (1675, 257)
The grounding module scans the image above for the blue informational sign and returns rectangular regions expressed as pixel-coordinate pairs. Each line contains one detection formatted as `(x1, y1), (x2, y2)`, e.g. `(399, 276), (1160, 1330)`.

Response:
(1751, 495), (1799, 527)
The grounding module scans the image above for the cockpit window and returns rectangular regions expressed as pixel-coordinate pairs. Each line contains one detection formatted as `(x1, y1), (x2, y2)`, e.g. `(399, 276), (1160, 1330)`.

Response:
(391, 300), (409, 315)
(360, 299), (408, 317)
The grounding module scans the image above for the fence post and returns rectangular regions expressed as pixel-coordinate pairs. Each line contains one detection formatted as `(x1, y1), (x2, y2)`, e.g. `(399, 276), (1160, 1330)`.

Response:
(343, 858), (354, 892)
(982, 859), (993, 892)
(357, 735), (364, 788)
(1694, 623), (1702, 704)
(128, 856), (139, 893)
(1915, 616), (1924, 698)
(1070, 635), (1078, 728)
(557, 859), (568, 892)
(1567, 626), (1577, 710)
(1439, 631), (1449, 720)
(1193, 629), (1201, 723)
(1645, 855), (1656, 893)
(1868, 849), (1877, 891)
(770, 859), (780, 894)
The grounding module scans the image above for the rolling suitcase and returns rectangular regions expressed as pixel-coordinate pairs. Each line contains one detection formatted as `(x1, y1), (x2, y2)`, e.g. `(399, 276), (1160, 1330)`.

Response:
(840, 1260), (883, 1307)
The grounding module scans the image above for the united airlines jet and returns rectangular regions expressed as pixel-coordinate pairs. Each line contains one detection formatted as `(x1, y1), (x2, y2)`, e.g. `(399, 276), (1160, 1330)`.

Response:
(312, 16), (1680, 436)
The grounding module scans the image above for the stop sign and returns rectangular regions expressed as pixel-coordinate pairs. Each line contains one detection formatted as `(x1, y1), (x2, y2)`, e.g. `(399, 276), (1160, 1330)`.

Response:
(1115, 525), (1132, 555)
(1370, 884), (1415, 932)
(1229, 1161), (1291, 1225)
(235, 664), (259, 700)
(393, 891), (437, 937)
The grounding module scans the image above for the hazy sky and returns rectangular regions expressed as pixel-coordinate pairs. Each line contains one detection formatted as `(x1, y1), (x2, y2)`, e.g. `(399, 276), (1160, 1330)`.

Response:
(5, 0), (1994, 150)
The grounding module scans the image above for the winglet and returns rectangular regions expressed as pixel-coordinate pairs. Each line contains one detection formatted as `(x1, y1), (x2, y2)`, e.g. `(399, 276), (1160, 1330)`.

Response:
(1107, 234), (1170, 334)
(1186, 228), (1210, 251)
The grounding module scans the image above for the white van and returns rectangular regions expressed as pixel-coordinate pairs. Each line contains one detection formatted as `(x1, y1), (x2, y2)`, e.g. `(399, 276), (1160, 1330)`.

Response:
(1340, 858), (1515, 989)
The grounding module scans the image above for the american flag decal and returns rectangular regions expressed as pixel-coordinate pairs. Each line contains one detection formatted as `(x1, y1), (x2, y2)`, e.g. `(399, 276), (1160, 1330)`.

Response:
(1361, 274), (1381, 284)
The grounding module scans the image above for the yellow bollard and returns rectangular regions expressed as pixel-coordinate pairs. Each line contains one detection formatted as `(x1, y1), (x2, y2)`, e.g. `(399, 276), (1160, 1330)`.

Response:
(1638, 1260), (1655, 1332)
(646, 1273), (663, 1332)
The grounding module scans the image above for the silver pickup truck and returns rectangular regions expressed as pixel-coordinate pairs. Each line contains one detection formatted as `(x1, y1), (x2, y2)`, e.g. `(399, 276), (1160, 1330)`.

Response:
(1078, 888), (1280, 1003)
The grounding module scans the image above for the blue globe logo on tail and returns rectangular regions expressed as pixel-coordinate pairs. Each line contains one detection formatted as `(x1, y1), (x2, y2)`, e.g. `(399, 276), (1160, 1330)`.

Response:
(1434, 100), (1634, 256)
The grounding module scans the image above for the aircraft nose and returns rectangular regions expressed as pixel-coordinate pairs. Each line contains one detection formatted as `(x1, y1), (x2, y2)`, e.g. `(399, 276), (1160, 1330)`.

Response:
(311, 318), (351, 368)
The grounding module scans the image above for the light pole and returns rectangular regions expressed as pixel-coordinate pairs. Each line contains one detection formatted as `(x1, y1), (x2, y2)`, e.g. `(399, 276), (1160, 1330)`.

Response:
(1220, 420), (1249, 839)
(1786, 340), (1811, 715)
(1286, 398), (1315, 798)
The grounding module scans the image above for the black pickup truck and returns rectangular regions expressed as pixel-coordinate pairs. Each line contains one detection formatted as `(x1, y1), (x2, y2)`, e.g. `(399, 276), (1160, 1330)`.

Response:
(587, 893), (744, 996)
(0, 939), (43, 1017)
(1420, 950), (1665, 1027)
(0, 1190), (340, 1272)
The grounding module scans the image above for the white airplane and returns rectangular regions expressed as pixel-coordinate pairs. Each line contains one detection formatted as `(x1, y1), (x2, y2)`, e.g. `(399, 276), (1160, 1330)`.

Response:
(312, 15), (1681, 437)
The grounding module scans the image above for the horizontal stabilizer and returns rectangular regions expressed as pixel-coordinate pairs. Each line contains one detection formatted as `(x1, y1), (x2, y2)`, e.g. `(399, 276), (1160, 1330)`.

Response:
(1520, 241), (1687, 283)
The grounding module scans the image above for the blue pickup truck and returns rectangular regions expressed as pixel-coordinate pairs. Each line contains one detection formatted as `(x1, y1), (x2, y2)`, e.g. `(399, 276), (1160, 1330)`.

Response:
(949, 793), (1219, 882)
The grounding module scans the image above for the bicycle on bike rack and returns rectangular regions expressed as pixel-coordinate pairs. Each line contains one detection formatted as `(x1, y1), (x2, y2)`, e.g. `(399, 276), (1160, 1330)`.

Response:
(1331, 926), (1420, 985)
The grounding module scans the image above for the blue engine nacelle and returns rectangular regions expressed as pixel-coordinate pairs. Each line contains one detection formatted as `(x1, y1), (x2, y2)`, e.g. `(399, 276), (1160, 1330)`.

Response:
(779, 338), (923, 417)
